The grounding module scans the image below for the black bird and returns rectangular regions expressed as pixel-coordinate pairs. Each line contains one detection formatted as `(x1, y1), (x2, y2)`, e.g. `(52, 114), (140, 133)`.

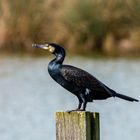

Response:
(33, 43), (138, 111)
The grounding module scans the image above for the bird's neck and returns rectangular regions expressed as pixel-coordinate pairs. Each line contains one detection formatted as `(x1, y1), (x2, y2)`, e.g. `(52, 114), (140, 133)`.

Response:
(48, 53), (65, 71)
(55, 53), (65, 64)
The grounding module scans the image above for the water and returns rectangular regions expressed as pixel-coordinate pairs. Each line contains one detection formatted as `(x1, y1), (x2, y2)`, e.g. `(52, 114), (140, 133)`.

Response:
(0, 56), (139, 140)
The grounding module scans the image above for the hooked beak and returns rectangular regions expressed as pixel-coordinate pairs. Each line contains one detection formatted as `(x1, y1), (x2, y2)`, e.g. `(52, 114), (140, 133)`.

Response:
(32, 43), (55, 53)
(32, 44), (49, 50)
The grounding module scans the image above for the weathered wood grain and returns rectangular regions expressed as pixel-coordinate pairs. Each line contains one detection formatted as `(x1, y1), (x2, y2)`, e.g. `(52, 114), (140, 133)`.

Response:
(56, 112), (100, 140)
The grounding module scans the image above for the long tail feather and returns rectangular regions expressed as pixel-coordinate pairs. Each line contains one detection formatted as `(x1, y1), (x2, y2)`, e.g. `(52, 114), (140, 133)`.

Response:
(115, 93), (139, 102)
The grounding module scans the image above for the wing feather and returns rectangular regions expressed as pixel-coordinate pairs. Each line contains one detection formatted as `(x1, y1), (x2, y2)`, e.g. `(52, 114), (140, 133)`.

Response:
(60, 65), (112, 95)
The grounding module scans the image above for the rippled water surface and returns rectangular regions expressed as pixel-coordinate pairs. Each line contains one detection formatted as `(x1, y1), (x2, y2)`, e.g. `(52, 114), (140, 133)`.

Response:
(0, 56), (140, 140)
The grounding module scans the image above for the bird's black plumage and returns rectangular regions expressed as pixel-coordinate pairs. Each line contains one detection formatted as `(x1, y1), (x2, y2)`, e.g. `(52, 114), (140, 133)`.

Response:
(33, 43), (138, 111)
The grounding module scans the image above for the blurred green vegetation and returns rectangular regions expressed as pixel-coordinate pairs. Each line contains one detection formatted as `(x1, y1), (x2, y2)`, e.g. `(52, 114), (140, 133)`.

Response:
(0, 0), (140, 56)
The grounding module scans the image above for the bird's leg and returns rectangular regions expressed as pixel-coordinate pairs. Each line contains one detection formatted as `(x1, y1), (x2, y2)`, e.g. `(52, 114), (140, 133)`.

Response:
(77, 97), (82, 110)
(67, 96), (83, 113)
(71, 95), (87, 112)
(82, 101), (87, 111)
(79, 94), (87, 111)
(77, 102), (82, 110)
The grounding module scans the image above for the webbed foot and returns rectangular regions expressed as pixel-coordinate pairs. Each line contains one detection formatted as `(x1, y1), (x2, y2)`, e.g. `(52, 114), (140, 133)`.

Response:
(66, 109), (85, 113)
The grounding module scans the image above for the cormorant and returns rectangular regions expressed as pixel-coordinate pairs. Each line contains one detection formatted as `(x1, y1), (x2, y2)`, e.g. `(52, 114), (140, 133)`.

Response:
(33, 43), (138, 111)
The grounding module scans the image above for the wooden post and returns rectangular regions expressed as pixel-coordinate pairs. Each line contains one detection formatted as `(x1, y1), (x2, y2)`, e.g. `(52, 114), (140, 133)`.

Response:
(56, 112), (100, 140)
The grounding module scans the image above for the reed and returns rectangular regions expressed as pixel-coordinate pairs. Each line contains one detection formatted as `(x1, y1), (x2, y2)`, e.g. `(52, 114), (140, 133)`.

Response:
(0, 0), (140, 54)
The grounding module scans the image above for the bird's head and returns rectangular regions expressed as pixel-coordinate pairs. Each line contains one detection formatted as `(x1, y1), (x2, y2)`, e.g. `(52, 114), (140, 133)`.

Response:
(32, 43), (65, 57)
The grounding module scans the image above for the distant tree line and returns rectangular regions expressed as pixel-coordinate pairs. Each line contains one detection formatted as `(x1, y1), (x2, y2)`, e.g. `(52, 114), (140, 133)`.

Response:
(0, 0), (140, 55)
